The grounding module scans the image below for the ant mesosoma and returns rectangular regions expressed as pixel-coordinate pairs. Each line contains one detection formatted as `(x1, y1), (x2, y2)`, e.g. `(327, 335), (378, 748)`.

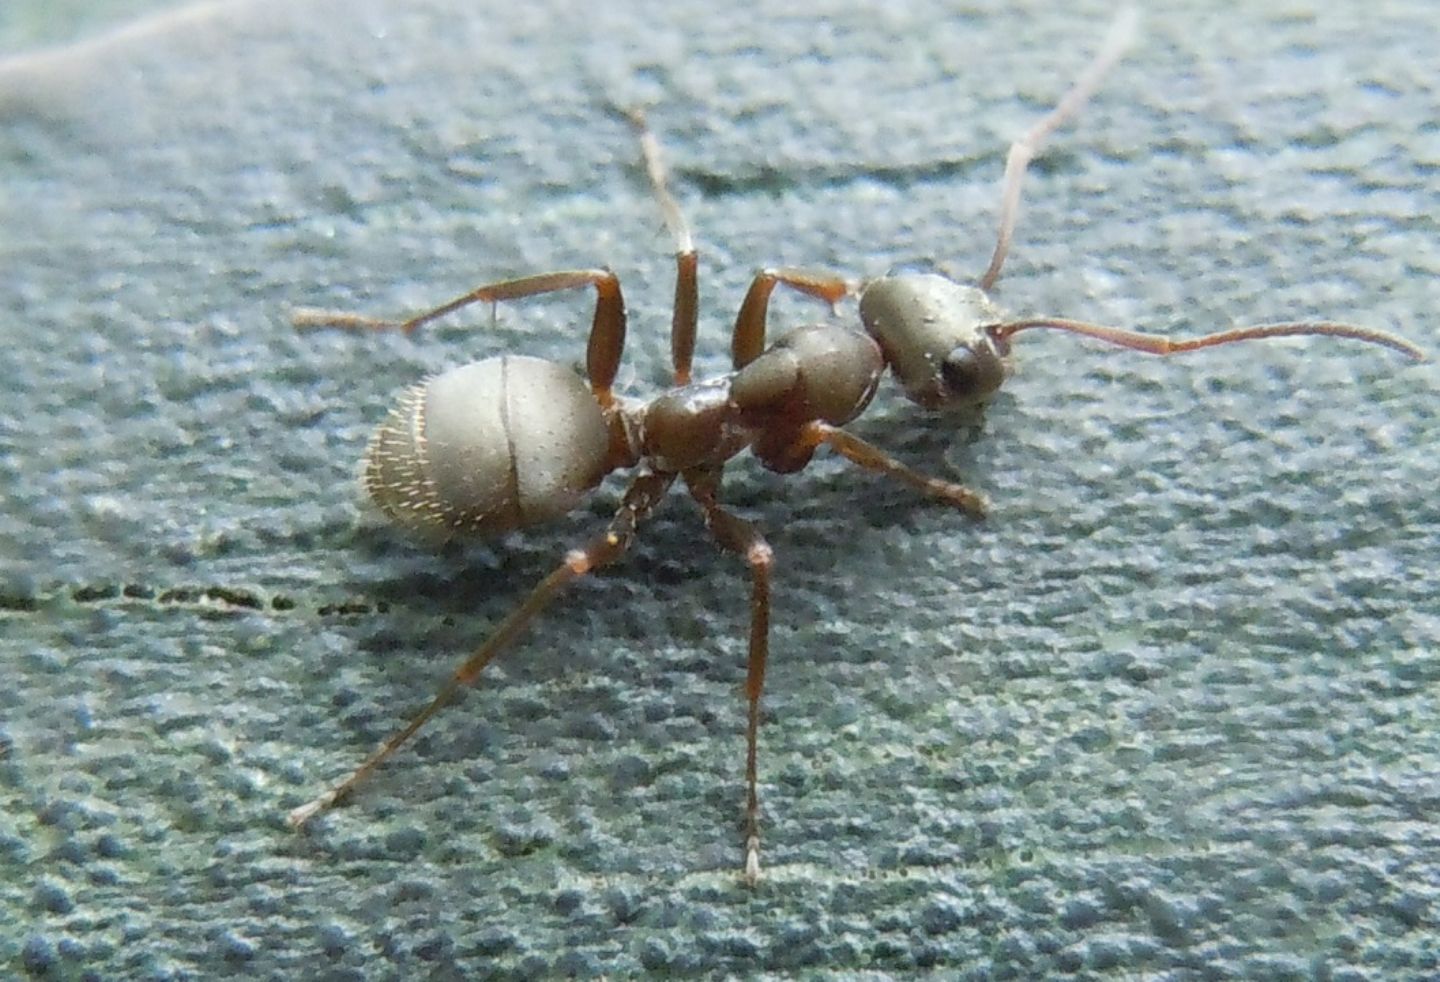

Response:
(287, 11), (1423, 883)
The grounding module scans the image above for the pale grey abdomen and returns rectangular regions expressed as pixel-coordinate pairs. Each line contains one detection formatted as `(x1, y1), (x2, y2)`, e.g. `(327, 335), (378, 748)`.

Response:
(363, 355), (610, 539)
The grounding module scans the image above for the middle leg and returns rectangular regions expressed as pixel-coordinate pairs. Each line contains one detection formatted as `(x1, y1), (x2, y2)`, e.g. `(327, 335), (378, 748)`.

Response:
(627, 108), (700, 386)
(685, 471), (774, 886)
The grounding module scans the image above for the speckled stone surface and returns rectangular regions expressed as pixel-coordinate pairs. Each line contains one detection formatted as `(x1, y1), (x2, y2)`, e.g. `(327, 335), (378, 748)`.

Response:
(2, 0), (1437, 977)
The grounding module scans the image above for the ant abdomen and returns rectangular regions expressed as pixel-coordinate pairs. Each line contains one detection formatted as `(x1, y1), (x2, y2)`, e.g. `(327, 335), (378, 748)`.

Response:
(363, 355), (613, 540)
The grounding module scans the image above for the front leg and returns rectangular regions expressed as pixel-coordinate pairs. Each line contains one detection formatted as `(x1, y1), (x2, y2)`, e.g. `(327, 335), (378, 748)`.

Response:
(731, 268), (856, 368)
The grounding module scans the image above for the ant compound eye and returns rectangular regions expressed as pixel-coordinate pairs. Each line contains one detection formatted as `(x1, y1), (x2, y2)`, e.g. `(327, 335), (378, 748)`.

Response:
(939, 345), (1005, 404)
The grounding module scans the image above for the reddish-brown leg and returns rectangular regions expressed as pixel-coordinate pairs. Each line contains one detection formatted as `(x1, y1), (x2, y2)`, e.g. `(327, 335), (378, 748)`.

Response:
(793, 421), (988, 517)
(978, 7), (1138, 291)
(293, 269), (628, 406)
(686, 472), (773, 885)
(731, 268), (856, 369)
(287, 470), (675, 830)
(627, 109), (700, 386)
(627, 113), (856, 375)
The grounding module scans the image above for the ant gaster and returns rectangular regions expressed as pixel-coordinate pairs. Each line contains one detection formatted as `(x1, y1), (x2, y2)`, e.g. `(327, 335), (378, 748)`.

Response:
(288, 11), (1424, 884)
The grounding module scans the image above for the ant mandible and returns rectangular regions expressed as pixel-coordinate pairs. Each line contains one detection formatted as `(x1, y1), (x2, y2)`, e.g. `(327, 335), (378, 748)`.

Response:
(287, 10), (1424, 884)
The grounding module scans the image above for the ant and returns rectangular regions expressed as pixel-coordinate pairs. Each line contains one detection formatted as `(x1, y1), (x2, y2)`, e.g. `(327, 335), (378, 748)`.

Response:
(287, 11), (1423, 884)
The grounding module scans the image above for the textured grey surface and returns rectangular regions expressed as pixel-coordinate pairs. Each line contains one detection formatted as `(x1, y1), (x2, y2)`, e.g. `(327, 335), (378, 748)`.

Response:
(2, 0), (1438, 977)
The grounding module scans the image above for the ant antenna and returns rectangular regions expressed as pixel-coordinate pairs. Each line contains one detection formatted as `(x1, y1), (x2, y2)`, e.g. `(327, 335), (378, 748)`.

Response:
(978, 6), (1139, 292)
(990, 316), (1427, 362)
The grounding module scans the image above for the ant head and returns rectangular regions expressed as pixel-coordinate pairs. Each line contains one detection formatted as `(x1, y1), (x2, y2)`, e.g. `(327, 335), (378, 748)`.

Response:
(858, 272), (1010, 410)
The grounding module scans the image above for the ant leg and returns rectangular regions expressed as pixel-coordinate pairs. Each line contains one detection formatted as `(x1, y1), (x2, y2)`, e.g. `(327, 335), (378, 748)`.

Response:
(732, 268), (857, 368)
(686, 472), (773, 886)
(626, 109), (700, 385)
(977, 7), (1138, 292)
(293, 269), (628, 405)
(623, 116), (860, 372)
(795, 421), (988, 516)
(287, 470), (675, 830)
